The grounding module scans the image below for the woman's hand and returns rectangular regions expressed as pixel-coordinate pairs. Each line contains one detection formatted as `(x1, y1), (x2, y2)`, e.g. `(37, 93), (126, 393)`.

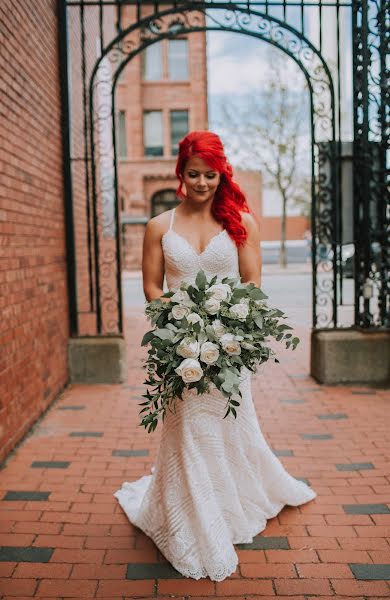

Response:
(238, 212), (262, 287)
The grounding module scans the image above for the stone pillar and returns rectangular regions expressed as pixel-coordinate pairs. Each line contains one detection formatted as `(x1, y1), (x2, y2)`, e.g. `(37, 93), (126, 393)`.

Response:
(68, 337), (127, 384)
(311, 329), (390, 386)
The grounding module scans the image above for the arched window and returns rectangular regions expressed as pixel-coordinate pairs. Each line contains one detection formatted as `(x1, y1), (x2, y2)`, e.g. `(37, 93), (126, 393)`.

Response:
(151, 189), (180, 217)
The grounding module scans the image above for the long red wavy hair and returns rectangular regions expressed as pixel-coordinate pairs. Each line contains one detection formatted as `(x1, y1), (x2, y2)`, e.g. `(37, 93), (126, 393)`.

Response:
(175, 131), (251, 246)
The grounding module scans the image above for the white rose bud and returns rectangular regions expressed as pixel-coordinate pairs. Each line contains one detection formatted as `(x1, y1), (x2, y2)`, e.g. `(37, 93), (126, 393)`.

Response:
(171, 289), (191, 304)
(220, 333), (241, 355)
(187, 312), (204, 327)
(255, 299), (267, 308)
(200, 341), (220, 365)
(176, 338), (200, 359)
(207, 283), (231, 301)
(204, 297), (221, 315)
(211, 319), (226, 338)
(241, 341), (256, 350)
(175, 358), (203, 383)
(171, 304), (191, 320)
(229, 303), (249, 321)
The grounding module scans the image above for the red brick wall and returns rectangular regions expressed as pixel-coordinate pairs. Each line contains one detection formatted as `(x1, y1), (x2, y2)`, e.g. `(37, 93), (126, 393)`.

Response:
(260, 216), (310, 241)
(234, 169), (262, 223)
(0, 0), (69, 461)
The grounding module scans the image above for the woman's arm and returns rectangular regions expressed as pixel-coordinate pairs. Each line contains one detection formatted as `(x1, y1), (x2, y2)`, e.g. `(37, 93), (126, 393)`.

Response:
(238, 212), (262, 287)
(142, 217), (166, 302)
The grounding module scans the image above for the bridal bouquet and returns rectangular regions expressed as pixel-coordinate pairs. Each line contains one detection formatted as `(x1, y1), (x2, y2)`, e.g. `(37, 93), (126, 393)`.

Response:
(140, 270), (299, 432)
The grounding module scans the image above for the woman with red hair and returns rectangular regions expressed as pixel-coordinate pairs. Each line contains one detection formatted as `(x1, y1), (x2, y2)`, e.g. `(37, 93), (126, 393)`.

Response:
(114, 131), (316, 581)
(144, 129), (262, 294)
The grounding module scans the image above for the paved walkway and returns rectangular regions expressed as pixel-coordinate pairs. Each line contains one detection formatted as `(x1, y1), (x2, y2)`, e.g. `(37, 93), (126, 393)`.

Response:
(1, 308), (389, 599)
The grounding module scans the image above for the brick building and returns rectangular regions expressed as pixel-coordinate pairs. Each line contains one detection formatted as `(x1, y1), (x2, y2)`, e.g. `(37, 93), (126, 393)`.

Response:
(116, 7), (265, 270)
(116, 9), (208, 271)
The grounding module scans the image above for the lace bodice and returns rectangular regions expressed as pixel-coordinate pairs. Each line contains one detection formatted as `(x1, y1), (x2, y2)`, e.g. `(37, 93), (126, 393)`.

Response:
(162, 208), (240, 290)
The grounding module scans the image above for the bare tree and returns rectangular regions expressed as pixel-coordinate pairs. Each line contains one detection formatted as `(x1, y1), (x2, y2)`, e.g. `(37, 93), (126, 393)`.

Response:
(214, 53), (310, 267)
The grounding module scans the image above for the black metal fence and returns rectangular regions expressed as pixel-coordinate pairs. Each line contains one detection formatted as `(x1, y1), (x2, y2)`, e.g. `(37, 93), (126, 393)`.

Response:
(60, 0), (389, 335)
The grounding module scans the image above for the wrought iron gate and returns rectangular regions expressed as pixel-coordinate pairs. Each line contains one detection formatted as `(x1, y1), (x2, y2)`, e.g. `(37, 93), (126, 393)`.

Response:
(59, 0), (389, 336)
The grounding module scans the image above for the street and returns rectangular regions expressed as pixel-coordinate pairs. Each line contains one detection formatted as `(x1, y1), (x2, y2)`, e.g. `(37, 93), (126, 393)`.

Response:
(122, 266), (355, 328)
(261, 242), (309, 265)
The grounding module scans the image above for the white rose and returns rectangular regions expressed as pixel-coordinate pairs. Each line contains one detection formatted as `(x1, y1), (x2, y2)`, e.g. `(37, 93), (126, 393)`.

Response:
(187, 312), (204, 327)
(175, 358), (203, 383)
(171, 304), (190, 321)
(176, 338), (200, 359)
(204, 297), (221, 315)
(220, 333), (241, 355)
(207, 283), (231, 301)
(171, 289), (191, 304)
(240, 297), (250, 305)
(200, 341), (220, 365)
(211, 319), (226, 338)
(229, 303), (249, 321)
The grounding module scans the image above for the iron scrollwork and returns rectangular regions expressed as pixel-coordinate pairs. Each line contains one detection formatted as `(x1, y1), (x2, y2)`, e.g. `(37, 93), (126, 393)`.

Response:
(79, 1), (388, 335)
(353, 0), (389, 329)
(89, 4), (337, 333)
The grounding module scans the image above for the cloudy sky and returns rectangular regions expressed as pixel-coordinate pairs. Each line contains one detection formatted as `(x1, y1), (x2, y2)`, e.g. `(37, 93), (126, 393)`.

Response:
(205, 31), (311, 165)
(204, 7), (354, 140)
(206, 31), (306, 100)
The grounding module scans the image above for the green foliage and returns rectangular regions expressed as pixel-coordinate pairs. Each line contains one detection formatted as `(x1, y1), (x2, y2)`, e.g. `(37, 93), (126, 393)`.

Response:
(195, 270), (207, 290)
(139, 270), (300, 432)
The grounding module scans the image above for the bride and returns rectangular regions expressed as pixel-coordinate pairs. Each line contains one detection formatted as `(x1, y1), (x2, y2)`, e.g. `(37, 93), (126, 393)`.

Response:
(114, 130), (317, 581)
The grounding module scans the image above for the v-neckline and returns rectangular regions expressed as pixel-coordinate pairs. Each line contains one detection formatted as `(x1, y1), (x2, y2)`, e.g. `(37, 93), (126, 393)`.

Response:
(164, 228), (227, 257)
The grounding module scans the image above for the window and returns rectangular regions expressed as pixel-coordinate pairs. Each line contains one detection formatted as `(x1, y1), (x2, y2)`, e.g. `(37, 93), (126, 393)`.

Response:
(142, 42), (163, 80)
(151, 189), (179, 217)
(168, 39), (188, 80)
(118, 111), (127, 158)
(144, 110), (164, 156)
(170, 110), (189, 156)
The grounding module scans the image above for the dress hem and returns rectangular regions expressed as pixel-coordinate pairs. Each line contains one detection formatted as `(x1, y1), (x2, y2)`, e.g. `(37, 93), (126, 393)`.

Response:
(113, 482), (317, 581)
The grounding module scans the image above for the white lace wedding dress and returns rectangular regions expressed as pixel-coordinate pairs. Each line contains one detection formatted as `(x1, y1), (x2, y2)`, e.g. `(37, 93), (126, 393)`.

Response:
(114, 208), (317, 581)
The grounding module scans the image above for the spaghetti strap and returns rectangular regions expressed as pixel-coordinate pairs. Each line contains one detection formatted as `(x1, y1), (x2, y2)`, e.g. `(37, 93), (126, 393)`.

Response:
(169, 208), (175, 231)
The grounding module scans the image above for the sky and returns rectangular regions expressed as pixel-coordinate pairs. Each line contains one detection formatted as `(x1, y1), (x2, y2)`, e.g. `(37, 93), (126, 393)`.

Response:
(206, 31), (307, 100)
(204, 6), (354, 142)
(206, 31), (311, 168)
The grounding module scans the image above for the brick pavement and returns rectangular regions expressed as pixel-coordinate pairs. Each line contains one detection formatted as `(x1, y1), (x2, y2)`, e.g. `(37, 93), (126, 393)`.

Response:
(0, 307), (389, 599)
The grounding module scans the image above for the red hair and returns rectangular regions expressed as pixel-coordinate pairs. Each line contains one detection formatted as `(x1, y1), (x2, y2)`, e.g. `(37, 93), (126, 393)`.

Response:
(175, 130), (251, 246)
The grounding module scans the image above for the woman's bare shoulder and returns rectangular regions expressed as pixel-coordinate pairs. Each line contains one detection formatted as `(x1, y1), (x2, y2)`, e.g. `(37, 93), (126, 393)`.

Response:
(241, 211), (260, 234)
(145, 210), (172, 239)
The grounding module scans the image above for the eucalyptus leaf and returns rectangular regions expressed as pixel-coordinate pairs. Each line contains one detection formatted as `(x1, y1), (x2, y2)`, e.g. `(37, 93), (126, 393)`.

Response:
(154, 328), (174, 340)
(231, 288), (248, 300)
(205, 325), (217, 341)
(249, 287), (268, 300)
(254, 316), (264, 329)
(195, 270), (207, 290)
(141, 330), (155, 346)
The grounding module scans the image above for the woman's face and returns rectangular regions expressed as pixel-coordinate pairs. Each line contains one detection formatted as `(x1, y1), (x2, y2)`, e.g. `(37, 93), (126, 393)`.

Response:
(182, 156), (221, 204)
